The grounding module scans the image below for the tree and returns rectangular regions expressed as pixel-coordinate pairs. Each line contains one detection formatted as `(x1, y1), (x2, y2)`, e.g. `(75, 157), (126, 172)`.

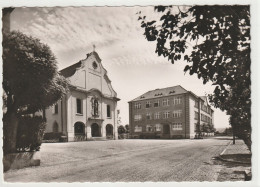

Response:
(3, 31), (68, 155)
(118, 125), (126, 134)
(125, 124), (129, 133)
(138, 5), (250, 149)
(201, 123), (209, 135)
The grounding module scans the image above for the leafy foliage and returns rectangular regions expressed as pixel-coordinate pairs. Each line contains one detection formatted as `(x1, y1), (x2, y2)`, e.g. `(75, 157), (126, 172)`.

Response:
(125, 124), (129, 133)
(139, 6), (250, 148)
(3, 31), (68, 154)
(16, 116), (46, 152)
(118, 125), (126, 134)
(3, 31), (69, 115)
(43, 132), (63, 140)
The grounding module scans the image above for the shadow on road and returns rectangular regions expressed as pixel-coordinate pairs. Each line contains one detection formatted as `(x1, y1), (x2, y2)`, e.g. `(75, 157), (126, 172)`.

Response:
(212, 154), (251, 167)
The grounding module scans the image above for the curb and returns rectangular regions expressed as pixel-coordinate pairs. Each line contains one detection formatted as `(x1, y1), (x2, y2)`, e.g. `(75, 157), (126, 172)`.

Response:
(218, 140), (251, 164)
(217, 155), (251, 164)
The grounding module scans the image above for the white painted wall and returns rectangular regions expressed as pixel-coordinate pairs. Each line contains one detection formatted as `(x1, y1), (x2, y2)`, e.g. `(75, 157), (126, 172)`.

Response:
(189, 97), (195, 139)
(45, 52), (119, 141)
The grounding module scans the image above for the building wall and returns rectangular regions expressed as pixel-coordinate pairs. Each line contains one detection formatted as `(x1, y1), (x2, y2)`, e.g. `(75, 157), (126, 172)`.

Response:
(129, 94), (189, 139)
(45, 100), (62, 133)
(45, 52), (119, 141)
(188, 96), (196, 139)
(129, 92), (214, 139)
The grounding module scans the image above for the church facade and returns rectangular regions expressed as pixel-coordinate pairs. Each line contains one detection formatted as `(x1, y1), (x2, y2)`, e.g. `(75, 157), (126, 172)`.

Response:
(44, 51), (120, 141)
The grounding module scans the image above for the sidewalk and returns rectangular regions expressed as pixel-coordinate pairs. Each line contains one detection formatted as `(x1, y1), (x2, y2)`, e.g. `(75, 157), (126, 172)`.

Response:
(216, 138), (252, 181)
(219, 139), (251, 164)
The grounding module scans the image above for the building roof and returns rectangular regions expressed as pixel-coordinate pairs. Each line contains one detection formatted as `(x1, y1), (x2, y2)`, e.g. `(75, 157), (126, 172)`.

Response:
(199, 96), (207, 102)
(59, 51), (102, 78)
(59, 61), (82, 78)
(129, 85), (190, 102)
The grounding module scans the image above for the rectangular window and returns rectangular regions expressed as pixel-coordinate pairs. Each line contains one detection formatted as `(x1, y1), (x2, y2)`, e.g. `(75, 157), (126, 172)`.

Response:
(146, 125), (153, 132)
(76, 98), (82, 114)
(163, 111), (170, 119)
(53, 104), (58, 114)
(134, 125), (142, 132)
(154, 100), (160, 107)
(195, 101), (199, 108)
(173, 110), (182, 118)
(134, 103), (141, 109)
(146, 113), (151, 120)
(162, 99), (169, 106)
(172, 123), (182, 130)
(146, 101), (151, 108)
(154, 112), (160, 119)
(155, 124), (161, 131)
(173, 96), (182, 105)
(134, 114), (142, 121)
(107, 105), (111, 118)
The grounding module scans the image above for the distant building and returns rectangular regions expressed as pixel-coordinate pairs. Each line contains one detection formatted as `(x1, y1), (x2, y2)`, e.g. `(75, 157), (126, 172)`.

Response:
(45, 50), (120, 141)
(128, 85), (214, 139)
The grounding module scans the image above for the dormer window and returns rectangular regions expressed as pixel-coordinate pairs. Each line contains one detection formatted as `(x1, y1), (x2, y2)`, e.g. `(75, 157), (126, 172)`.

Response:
(92, 61), (98, 69)
(169, 91), (175, 94)
(140, 96), (145, 99)
(155, 93), (163, 96)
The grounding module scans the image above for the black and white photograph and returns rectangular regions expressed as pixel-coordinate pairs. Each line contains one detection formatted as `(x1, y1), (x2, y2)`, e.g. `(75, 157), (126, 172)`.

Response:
(1, 0), (259, 185)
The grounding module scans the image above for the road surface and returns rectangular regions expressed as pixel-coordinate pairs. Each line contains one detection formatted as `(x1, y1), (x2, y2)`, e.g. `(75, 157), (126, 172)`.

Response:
(4, 137), (231, 182)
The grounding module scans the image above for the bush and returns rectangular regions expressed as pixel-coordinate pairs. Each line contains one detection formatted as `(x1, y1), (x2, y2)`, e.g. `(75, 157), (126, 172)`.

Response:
(16, 116), (46, 152)
(43, 132), (63, 140)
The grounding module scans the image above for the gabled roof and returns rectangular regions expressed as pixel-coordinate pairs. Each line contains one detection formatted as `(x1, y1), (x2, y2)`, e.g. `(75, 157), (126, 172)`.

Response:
(59, 51), (102, 78)
(129, 85), (189, 102)
(59, 61), (82, 78)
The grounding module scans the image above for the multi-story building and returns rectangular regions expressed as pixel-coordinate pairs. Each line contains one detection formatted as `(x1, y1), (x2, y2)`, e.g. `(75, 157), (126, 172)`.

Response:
(128, 85), (214, 139)
(44, 50), (120, 141)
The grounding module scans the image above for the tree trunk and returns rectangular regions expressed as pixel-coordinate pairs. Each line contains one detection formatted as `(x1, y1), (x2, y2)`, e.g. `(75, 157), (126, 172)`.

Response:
(3, 110), (19, 155)
(240, 134), (251, 152)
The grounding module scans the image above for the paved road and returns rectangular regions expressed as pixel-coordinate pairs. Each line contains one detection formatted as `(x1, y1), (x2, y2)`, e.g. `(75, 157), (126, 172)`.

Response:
(4, 137), (231, 182)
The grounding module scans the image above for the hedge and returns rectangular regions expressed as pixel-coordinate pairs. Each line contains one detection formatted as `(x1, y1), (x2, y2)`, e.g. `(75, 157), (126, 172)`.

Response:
(43, 132), (63, 140)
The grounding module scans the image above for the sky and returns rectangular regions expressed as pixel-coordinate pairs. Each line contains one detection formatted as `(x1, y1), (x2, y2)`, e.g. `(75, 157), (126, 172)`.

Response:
(10, 7), (230, 129)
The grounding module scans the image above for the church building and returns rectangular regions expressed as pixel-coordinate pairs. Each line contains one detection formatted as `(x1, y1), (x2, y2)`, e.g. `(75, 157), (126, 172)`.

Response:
(44, 50), (120, 141)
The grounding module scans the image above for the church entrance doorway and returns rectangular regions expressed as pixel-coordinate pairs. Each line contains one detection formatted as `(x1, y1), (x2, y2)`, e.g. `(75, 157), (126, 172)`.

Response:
(74, 122), (85, 141)
(106, 124), (113, 139)
(91, 123), (101, 137)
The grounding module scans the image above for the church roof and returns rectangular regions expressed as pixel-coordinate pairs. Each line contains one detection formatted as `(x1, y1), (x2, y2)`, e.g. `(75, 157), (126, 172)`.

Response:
(129, 85), (190, 102)
(59, 51), (101, 78)
(59, 61), (82, 78)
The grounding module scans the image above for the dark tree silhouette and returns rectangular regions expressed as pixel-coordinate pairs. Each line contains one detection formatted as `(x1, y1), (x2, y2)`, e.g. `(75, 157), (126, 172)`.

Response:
(118, 125), (126, 134)
(3, 31), (68, 154)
